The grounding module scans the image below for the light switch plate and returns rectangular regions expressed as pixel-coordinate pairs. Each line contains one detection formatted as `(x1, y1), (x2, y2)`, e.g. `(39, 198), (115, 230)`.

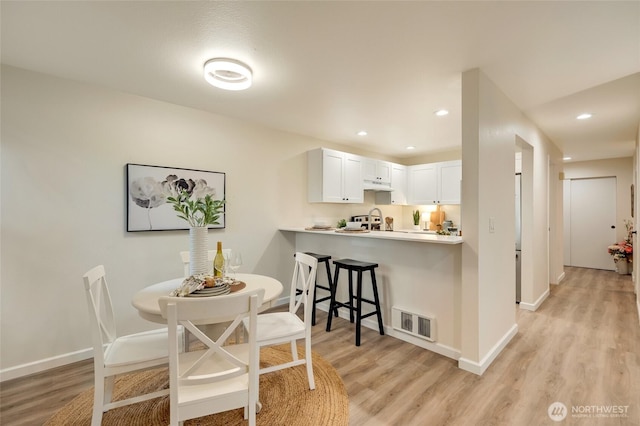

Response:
(489, 217), (495, 233)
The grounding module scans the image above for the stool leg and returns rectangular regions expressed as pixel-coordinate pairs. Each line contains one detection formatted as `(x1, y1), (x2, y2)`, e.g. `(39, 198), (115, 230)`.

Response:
(325, 259), (338, 318)
(355, 270), (363, 346)
(371, 269), (384, 336)
(347, 270), (355, 323)
(326, 266), (340, 332)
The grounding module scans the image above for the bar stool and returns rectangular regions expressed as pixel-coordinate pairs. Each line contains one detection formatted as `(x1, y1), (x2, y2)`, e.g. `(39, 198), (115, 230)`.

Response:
(295, 252), (338, 326)
(326, 258), (384, 346)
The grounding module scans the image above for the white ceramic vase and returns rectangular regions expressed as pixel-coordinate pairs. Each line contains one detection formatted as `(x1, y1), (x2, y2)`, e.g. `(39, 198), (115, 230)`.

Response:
(616, 259), (629, 275)
(189, 226), (209, 276)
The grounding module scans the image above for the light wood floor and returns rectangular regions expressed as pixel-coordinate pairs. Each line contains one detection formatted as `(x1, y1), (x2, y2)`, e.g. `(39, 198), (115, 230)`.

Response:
(2, 266), (638, 425)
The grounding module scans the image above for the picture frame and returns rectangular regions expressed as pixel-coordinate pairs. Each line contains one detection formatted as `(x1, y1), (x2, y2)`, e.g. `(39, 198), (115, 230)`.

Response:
(126, 163), (226, 232)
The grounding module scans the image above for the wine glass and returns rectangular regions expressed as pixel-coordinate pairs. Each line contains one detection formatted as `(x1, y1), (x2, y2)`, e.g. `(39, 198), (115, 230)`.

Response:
(227, 250), (243, 282)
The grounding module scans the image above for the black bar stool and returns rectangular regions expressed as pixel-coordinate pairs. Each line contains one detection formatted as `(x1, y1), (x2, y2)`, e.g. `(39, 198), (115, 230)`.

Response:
(326, 258), (384, 346)
(295, 252), (338, 326)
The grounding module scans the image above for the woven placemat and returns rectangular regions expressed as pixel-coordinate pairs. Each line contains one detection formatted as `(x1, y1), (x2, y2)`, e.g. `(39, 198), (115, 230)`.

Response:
(45, 345), (348, 426)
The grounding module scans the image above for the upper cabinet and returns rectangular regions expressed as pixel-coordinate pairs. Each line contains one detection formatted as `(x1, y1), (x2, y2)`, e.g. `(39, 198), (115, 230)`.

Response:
(407, 160), (461, 205)
(308, 148), (364, 203)
(363, 158), (392, 185)
(375, 163), (408, 205)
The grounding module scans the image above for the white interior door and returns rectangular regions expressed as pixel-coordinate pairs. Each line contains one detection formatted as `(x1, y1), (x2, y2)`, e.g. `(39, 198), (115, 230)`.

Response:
(567, 177), (617, 270)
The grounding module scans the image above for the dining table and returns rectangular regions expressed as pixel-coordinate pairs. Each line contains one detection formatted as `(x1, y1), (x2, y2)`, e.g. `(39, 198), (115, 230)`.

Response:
(131, 273), (284, 325)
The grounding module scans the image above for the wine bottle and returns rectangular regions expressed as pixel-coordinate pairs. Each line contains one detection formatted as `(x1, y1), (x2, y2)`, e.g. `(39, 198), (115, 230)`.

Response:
(213, 241), (225, 278)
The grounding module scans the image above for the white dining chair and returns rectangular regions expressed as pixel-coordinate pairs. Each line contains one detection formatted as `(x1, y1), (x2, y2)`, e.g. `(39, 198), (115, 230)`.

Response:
(159, 289), (264, 426)
(180, 248), (231, 277)
(244, 252), (318, 390)
(82, 265), (181, 426)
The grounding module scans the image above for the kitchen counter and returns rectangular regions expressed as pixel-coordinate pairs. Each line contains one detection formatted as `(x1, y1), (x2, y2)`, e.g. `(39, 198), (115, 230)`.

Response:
(280, 226), (462, 361)
(279, 227), (463, 244)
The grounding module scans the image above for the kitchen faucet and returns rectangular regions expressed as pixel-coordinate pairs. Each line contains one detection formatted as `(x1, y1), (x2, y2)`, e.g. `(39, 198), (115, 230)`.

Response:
(368, 207), (383, 231)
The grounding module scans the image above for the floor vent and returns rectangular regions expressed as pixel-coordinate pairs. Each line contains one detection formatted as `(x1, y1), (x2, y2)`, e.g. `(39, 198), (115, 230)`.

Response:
(391, 306), (436, 342)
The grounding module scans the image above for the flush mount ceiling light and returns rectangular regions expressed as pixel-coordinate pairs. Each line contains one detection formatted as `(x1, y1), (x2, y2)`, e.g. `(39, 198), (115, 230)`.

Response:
(357, 130), (368, 136)
(563, 156), (572, 161)
(203, 58), (252, 91)
(406, 146), (416, 150)
(434, 109), (449, 116)
(576, 113), (593, 120)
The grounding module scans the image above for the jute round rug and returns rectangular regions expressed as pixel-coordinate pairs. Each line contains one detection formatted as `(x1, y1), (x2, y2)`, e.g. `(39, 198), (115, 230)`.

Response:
(45, 345), (348, 425)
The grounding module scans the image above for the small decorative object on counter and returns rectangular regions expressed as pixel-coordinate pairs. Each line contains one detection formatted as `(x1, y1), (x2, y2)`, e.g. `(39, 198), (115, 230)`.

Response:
(412, 210), (421, 230)
(337, 219), (347, 228)
(385, 216), (393, 231)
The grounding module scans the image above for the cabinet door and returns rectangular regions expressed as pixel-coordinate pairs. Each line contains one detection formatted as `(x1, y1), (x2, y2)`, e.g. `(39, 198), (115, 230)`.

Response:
(322, 150), (346, 203)
(438, 161), (461, 204)
(343, 153), (364, 203)
(362, 158), (377, 182)
(363, 159), (392, 184)
(408, 164), (438, 204)
(390, 164), (407, 204)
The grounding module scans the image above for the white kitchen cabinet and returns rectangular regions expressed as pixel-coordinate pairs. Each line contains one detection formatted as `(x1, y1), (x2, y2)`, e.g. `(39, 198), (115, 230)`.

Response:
(438, 160), (462, 204)
(307, 148), (364, 203)
(375, 163), (407, 205)
(363, 158), (392, 185)
(407, 160), (461, 205)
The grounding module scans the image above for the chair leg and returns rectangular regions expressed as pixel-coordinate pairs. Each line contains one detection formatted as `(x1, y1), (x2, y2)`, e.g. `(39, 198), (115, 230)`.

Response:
(291, 340), (299, 361)
(305, 335), (315, 390)
(92, 377), (104, 426)
(324, 260), (338, 318)
(312, 276), (318, 326)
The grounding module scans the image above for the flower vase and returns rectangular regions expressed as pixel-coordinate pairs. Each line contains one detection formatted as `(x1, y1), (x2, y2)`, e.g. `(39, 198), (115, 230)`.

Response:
(616, 259), (629, 275)
(189, 226), (209, 276)
(412, 224), (421, 230)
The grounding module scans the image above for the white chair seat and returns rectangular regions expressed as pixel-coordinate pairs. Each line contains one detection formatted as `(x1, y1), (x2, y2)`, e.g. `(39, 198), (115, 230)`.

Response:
(104, 328), (172, 368)
(252, 312), (305, 343)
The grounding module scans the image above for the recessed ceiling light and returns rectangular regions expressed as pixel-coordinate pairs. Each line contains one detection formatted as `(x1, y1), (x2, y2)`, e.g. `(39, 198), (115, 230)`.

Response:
(203, 58), (252, 91)
(357, 130), (368, 136)
(576, 113), (592, 120)
(434, 109), (449, 116)
(563, 156), (572, 161)
(406, 146), (416, 150)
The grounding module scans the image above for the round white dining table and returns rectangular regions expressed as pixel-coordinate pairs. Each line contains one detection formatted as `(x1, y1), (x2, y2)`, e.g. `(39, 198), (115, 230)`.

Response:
(131, 273), (284, 324)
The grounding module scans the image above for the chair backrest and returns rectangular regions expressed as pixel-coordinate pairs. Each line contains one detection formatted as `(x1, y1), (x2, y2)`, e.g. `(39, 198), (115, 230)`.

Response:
(82, 265), (116, 367)
(180, 249), (232, 277)
(159, 289), (264, 422)
(290, 252), (318, 324)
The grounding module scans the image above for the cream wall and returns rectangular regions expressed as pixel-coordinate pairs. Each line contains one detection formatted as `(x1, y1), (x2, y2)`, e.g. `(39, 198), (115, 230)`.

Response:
(563, 157), (634, 244)
(460, 69), (563, 374)
(0, 66), (404, 377)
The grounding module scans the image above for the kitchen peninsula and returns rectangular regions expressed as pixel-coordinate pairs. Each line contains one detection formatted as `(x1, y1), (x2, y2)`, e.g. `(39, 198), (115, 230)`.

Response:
(280, 227), (463, 360)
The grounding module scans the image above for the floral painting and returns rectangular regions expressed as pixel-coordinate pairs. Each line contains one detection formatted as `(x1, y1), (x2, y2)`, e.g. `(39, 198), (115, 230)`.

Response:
(126, 163), (225, 231)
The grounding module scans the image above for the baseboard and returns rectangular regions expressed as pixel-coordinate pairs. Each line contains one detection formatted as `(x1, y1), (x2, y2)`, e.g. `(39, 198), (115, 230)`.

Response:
(518, 288), (550, 311)
(556, 271), (566, 284)
(0, 348), (93, 382)
(316, 302), (461, 361)
(637, 295), (640, 326)
(458, 323), (518, 376)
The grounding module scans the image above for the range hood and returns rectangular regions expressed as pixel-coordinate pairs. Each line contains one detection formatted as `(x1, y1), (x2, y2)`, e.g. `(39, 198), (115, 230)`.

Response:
(363, 181), (394, 192)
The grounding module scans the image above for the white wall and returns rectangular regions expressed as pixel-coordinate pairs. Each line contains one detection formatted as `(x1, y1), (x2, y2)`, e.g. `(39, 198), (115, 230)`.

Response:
(0, 66), (403, 377)
(459, 69), (563, 374)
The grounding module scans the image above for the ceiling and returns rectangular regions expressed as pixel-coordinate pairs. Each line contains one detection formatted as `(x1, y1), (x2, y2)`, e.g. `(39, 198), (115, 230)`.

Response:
(2, 1), (639, 162)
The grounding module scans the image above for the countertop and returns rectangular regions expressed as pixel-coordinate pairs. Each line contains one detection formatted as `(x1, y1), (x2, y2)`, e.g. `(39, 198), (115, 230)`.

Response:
(279, 227), (463, 244)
